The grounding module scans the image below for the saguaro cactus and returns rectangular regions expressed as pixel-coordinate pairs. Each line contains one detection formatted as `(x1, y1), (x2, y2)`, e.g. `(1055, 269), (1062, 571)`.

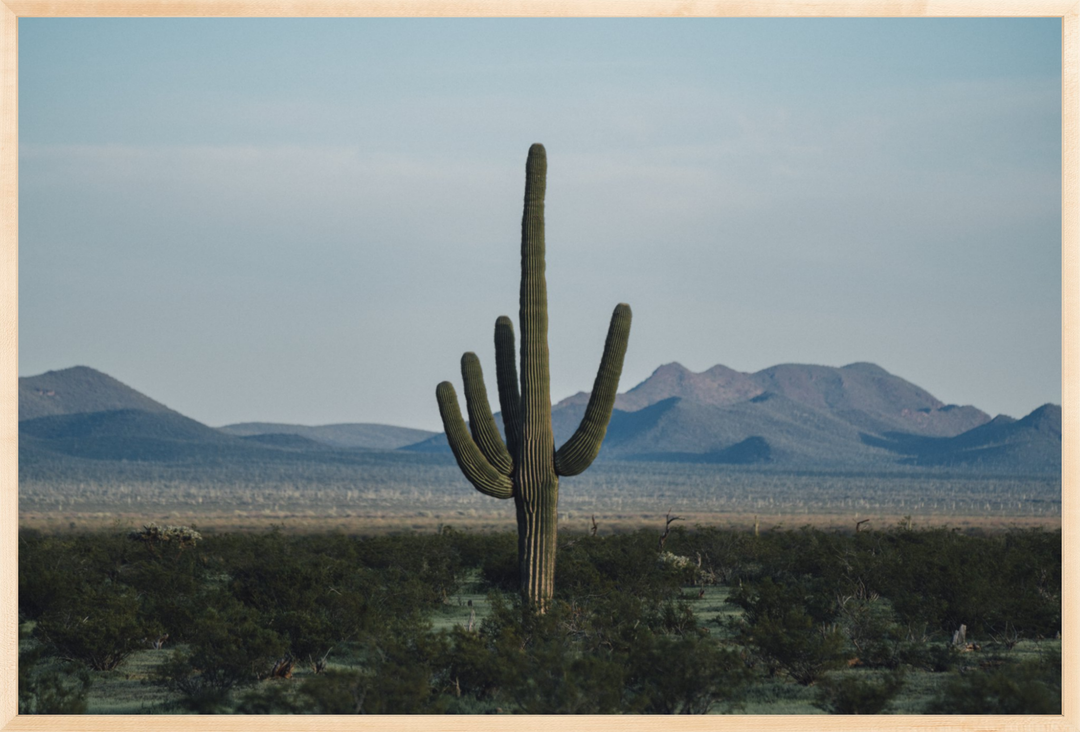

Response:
(436, 144), (631, 607)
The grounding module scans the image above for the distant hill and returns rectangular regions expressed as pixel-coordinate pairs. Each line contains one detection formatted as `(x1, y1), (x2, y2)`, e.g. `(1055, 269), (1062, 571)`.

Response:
(238, 433), (332, 450)
(863, 404), (1062, 472)
(20, 366), (175, 421)
(19, 409), (265, 463)
(220, 422), (436, 451)
(18, 407), (427, 468)
(749, 362), (990, 437)
(559, 362), (990, 438)
(600, 392), (890, 465)
(413, 361), (1035, 469)
(17, 367), (421, 467)
(18, 363), (1058, 475)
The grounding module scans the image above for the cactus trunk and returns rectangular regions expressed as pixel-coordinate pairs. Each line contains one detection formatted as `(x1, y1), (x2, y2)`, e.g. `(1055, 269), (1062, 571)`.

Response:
(436, 144), (631, 608)
(515, 473), (558, 605)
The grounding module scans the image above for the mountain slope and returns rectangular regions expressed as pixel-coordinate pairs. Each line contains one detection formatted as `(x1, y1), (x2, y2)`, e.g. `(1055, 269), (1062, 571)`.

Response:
(406, 360), (1054, 470)
(863, 404), (1061, 472)
(537, 361), (999, 467)
(561, 361), (990, 437)
(750, 362), (989, 437)
(19, 363), (1055, 474)
(18, 409), (268, 463)
(600, 392), (897, 465)
(20, 366), (175, 421)
(220, 422), (436, 450)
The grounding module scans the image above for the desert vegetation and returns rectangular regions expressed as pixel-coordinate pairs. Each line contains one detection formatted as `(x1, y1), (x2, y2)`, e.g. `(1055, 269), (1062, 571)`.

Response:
(19, 522), (1060, 715)
(19, 452), (1062, 535)
(436, 143), (631, 606)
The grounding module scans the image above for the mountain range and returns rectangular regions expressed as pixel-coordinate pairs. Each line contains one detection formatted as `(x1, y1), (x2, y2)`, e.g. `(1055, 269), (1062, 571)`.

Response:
(17, 363), (1061, 474)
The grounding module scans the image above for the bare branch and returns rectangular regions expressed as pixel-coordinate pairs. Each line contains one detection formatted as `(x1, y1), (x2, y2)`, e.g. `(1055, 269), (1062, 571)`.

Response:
(658, 510), (684, 551)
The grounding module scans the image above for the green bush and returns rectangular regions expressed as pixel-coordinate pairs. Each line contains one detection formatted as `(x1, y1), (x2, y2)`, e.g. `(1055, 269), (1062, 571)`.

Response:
(727, 577), (847, 685)
(34, 583), (154, 671)
(15, 526), (1063, 715)
(625, 630), (751, 713)
(814, 670), (906, 714)
(154, 597), (287, 712)
(924, 653), (1061, 714)
(18, 626), (91, 714)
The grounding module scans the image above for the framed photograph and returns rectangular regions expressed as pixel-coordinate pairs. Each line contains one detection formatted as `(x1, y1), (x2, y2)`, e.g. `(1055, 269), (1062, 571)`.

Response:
(3, 2), (1075, 730)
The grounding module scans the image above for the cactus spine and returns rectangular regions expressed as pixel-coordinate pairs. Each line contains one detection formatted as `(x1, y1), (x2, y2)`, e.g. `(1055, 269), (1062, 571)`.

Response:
(436, 144), (631, 607)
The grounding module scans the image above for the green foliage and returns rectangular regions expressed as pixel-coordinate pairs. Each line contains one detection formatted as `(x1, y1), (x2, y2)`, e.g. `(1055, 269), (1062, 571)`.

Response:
(727, 577), (847, 685)
(625, 630), (751, 713)
(18, 626), (92, 714)
(924, 652), (1061, 714)
(555, 531), (687, 603)
(865, 528), (1061, 637)
(237, 634), (451, 714)
(154, 597), (288, 712)
(433, 572), (751, 714)
(814, 670), (906, 714)
(17, 525), (1061, 715)
(34, 583), (154, 671)
(292, 670), (370, 714)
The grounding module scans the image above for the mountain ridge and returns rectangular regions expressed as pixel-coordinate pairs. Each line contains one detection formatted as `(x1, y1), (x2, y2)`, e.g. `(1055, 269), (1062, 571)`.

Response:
(19, 363), (1059, 474)
(219, 422), (436, 451)
(20, 366), (176, 421)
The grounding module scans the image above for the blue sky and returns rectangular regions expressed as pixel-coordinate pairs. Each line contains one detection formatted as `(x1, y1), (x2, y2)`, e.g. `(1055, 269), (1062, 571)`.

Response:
(19, 18), (1062, 430)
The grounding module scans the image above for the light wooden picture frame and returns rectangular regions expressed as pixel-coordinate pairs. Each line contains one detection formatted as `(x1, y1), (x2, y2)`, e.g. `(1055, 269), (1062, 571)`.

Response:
(1, 2), (1075, 731)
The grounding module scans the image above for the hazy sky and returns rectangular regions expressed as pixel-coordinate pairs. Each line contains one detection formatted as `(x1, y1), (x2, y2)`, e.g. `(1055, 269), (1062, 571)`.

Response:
(19, 18), (1061, 431)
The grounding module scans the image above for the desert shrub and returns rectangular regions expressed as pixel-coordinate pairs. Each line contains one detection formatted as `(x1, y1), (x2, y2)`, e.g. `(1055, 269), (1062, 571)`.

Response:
(437, 623), (510, 703)
(18, 626), (91, 714)
(459, 594), (626, 714)
(238, 661), (444, 715)
(477, 535), (520, 591)
(511, 644), (626, 714)
(667, 526), (755, 584)
(293, 669), (373, 713)
(814, 670), (906, 714)
(19, 532), (78, 621)
(479, 530), (692, 603)
(16, 525), (1062, 715)
(434, 581), (750, 714)
(33, 583), (153, 671)
(550, 531), (693, 613)
(18, 659), (91, 715)
(127, 523), (202, 552)
(834, 595), (911, 669)
(154, 596), (287, 712)
(727, 577), (847, 685)
(870, 528), (1060, 638)
(224, 530), (445, 660)
(233, 681), (304, 714)
(353, 532), (464, 606)
(625, 630), (751, 713)
(442, 526), (510, 570)
(123, 543), (210, 646)
(236, 621), (451, 714)
(924, 652), (1061, 714)
(354, 633), (449, 714)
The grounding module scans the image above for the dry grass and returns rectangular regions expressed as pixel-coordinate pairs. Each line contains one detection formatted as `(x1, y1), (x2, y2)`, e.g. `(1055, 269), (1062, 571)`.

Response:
(18, 509), (1062, 535)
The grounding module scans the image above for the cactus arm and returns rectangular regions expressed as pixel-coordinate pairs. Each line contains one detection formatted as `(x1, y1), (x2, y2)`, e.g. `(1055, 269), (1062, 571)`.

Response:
(519, 143), (555, 464)
(436, 381), (513, 499)
(461, 352), (513, 476)
(554, 303), (632, 476)
(494, 316), (522, 460)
